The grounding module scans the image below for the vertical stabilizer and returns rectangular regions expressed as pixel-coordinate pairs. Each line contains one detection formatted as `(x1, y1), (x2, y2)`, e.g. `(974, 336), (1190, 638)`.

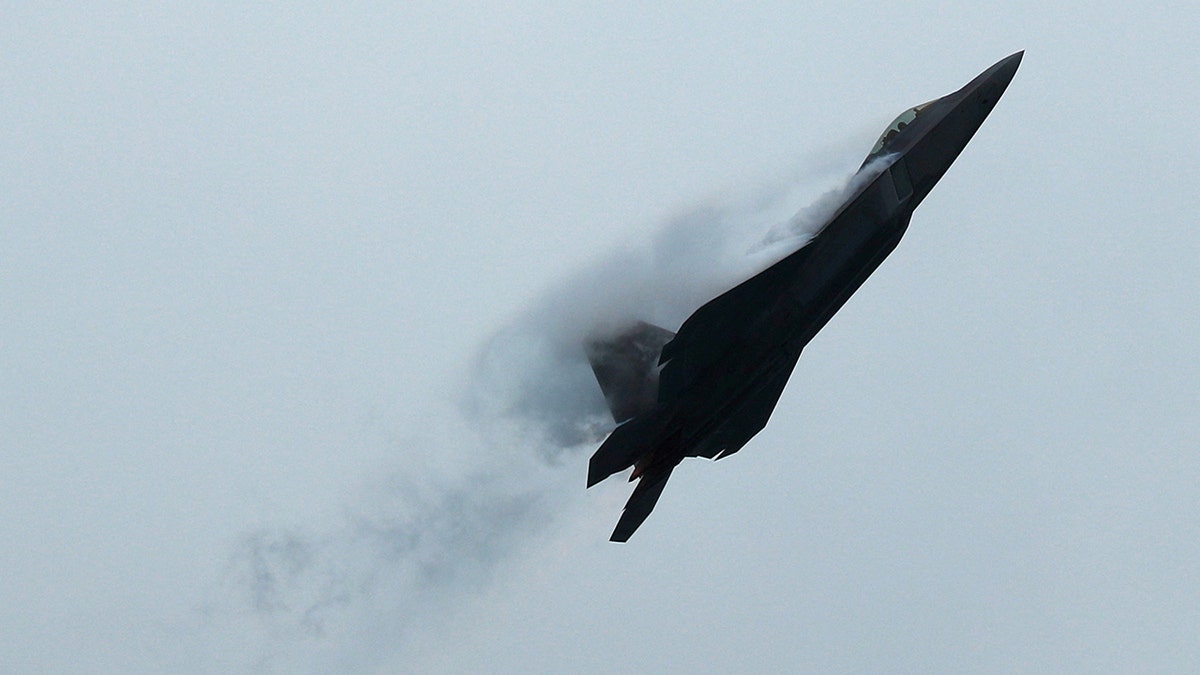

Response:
(585, 321), (675, 423)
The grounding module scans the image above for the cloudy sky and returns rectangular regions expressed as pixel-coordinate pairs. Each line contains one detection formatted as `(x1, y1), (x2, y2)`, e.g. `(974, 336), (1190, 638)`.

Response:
(3, 3), (1198, 672)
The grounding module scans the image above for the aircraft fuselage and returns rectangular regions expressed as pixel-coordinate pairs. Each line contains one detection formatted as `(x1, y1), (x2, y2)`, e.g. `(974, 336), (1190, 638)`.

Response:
(586, 52), (1023, 541)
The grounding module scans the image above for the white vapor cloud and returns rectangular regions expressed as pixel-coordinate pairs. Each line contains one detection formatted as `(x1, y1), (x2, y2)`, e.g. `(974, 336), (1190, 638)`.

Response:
(214, 150), (881, 670)
(7, 6), (1200, 672)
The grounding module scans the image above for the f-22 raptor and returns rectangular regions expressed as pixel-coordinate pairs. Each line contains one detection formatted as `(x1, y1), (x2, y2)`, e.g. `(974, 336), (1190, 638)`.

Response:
(585, 52), (1022, 541)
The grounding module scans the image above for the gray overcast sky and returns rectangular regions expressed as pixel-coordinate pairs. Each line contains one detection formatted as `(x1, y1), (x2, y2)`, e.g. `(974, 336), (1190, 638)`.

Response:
(3, 3), (1198, 673)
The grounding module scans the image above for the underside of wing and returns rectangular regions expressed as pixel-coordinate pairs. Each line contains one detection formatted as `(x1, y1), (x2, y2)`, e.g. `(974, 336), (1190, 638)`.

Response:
(657, 245), (816, 403)
(690, 350), (802, 460)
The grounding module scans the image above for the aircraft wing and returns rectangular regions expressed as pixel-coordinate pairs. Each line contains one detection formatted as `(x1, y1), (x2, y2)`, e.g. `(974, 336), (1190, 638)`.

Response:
(690, 348), (802, 460)
(657, 244), (816, 403)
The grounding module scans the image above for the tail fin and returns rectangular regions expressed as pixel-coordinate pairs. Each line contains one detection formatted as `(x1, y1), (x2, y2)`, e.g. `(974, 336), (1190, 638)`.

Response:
(585, 321), (674, 424)
(610, 466), (674, 542)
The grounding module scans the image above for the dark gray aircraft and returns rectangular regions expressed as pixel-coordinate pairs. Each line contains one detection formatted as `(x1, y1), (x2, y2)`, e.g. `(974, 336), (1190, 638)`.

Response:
(583, 52), (1023, 542)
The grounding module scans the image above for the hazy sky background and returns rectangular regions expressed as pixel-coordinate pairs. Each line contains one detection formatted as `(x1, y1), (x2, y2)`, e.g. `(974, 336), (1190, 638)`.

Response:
(3, 3), (1198, 673)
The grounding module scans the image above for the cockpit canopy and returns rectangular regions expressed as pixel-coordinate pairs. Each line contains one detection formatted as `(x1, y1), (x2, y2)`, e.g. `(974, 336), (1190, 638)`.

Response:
(868, 100), (936, 158)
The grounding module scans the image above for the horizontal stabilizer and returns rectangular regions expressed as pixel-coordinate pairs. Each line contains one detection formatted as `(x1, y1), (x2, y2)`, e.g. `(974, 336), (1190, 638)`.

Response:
(585, 321), (675, 424)
(611, 467), (674, 542)
(587, 413), (661, 487)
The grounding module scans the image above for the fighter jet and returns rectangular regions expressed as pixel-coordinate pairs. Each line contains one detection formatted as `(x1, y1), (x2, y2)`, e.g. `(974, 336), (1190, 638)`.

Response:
(584, 52), (1023, 542)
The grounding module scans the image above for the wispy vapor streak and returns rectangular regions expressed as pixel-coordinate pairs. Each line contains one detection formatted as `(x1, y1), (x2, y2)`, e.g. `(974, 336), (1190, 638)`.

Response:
(217, 152), (883, 670)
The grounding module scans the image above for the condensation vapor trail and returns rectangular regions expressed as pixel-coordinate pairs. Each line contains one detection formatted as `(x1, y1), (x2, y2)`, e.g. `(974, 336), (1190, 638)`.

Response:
(215, 149), (884, 672)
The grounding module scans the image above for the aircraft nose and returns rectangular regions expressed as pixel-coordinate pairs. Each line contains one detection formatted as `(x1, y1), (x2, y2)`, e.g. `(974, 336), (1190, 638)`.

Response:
(971, 50), (1023, 114)
(990, 51), (1024, 90)
(993, 49), (1022, 82)
(900, 52), (1022, 207)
